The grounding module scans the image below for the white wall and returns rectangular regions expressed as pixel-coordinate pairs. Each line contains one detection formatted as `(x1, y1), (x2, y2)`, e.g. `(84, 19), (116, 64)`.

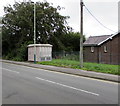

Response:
(28, 44), (52, 62)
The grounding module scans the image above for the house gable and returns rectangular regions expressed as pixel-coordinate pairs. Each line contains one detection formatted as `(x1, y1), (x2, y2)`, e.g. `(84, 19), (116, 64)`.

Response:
(98, 32), (119, 46)
(83, 32), (119, 65)
(83, 32), (119, 47)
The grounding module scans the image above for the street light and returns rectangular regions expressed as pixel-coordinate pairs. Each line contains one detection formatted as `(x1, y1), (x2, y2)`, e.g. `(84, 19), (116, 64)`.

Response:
(31, 2), (36, 64)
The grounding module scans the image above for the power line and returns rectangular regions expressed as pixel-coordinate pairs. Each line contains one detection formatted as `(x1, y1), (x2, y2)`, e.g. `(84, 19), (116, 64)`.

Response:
(84, 3), (116, 33)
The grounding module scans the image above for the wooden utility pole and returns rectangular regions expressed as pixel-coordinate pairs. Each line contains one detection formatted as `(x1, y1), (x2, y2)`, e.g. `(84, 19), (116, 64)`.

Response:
(80, 0), (83, 68)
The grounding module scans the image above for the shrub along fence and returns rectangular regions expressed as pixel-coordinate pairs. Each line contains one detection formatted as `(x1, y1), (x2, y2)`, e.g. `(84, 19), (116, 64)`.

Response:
(52, 51), (79, 61)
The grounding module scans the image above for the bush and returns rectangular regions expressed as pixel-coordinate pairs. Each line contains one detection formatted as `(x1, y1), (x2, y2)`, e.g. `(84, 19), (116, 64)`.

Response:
(16, 41), (33, 61)
(3, 41), (33, 61)
(53, 51), (79, 61)
(62, 54), (79, 61)
(5, 51), (16, 60)
(12, 57), (23, 61)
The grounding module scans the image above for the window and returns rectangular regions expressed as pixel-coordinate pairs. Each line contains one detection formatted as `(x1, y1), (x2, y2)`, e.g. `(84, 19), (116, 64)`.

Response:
(91, 47), (94, 53)
(104, 46), (107, 53)
(46, 57), (51, 61)
(40, 57), (45, 61)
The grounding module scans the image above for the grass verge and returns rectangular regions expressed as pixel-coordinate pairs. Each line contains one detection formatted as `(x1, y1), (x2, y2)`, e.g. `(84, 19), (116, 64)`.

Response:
(37, 59), (119, 75)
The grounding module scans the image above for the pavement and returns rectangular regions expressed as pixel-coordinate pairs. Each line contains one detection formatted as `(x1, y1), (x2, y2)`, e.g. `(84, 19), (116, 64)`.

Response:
(2, 62), (119, 104)
(1, 59), (119, 82)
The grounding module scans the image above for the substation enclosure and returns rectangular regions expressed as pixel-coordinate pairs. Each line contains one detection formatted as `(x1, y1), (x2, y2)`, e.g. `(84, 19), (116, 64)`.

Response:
(28, 44), (52, 62)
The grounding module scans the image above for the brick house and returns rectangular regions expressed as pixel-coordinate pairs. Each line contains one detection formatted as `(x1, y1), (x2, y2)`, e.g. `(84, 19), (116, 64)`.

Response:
(83, 32), (120, 65)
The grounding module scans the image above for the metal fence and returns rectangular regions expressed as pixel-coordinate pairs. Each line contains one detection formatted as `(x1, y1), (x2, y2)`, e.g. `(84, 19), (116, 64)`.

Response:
(52, 51), (119, 65)
(52, 51), (79, 61)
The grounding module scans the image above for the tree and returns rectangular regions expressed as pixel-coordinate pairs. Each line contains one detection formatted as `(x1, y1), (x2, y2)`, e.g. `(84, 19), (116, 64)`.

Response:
(60, 32), (86, 51)
(2, 1), (71, 60)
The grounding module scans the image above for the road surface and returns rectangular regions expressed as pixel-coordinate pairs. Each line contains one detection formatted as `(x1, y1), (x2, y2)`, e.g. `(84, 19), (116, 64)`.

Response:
(1, 62), (118, 104)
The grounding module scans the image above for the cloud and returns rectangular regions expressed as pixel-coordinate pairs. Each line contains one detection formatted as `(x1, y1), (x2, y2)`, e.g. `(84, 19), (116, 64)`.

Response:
(83, 2), (118, 37)
(0, 0), (118, 37)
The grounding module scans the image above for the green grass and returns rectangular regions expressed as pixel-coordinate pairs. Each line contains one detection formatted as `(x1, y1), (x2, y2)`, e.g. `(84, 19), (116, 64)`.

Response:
(37, 59), (119, 75)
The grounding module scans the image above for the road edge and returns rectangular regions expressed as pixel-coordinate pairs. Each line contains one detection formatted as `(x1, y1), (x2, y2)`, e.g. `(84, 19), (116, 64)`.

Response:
(1, 59), (119, 83)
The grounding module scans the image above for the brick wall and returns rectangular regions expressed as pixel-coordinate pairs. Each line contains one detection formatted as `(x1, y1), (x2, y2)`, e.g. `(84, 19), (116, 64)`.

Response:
(84, 47), (99, 63)
(84, 34), (119, 65)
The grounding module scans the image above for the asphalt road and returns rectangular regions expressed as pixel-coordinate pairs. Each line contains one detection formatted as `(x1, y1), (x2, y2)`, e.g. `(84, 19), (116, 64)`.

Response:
(1, 62), (118, 104)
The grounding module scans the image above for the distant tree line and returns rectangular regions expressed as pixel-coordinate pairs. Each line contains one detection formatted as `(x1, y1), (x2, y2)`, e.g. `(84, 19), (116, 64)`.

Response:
(2, 1), (85, 61)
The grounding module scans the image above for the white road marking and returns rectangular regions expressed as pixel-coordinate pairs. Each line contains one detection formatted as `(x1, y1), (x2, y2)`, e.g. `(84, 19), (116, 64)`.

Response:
(36, 77), (99, 96)
(2, 68), (20, 74)
(19, 66), (118, 85)
(3, 62), (118, 84)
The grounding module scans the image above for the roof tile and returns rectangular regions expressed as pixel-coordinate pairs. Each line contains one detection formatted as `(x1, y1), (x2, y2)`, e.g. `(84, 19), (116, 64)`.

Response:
(83, 35), (111, 46)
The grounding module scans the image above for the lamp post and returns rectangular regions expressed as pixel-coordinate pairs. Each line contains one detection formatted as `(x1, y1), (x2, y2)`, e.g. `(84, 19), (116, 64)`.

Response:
(33, 2), (36, 64)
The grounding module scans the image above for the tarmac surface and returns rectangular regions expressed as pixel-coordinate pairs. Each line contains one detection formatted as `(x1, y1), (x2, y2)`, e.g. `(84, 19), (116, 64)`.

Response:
(1, 59), (119, 82)
(2, 62), (118, 104)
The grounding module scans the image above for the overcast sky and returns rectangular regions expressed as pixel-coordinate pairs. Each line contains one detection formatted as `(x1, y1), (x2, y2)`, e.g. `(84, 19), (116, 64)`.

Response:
(0, 0), (119, 37)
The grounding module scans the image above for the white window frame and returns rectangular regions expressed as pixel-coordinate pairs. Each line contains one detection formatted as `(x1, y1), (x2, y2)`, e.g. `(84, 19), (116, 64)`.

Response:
(91, 47), (94, 53)
(104, 46), (107, 53)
